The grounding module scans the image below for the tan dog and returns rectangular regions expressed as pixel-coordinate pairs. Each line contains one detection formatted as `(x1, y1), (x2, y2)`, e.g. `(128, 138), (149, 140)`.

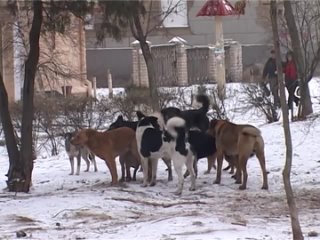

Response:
(208, 119), (268, 190)
(70, 127), (140, 186)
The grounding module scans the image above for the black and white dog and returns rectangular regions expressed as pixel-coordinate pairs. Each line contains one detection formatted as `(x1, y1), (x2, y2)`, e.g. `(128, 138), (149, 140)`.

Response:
(136, 113), (196, 195)
(160, 94), (210, 132)
(108, 114), (173, 182)
(65, 132), (98, 175)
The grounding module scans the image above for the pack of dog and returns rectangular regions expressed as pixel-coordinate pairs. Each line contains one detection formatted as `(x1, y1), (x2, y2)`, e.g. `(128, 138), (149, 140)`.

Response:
(64, 131), (97, 175)
(135, 112), (196, 195)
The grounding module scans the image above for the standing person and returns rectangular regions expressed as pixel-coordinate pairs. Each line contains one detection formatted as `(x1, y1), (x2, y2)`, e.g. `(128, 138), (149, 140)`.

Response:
(262, 49), (280, 108)
(283, 51), (299, 112)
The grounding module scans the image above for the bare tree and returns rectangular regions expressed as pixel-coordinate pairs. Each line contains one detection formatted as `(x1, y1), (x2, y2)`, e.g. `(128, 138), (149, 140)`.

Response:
(270, 1), (304, 239)
(97, 0), (184, 110)
(281, 1), (320, 118)
(1, 1), (93, 192)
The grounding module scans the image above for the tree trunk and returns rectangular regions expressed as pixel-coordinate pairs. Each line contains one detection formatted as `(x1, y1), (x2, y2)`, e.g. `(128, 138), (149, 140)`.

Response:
(0, 74), (21, 181)
(299, 81), (313, 118)
(8, 0), (43, 192)
(139, 41), (159, 111)
(132, 14), (159, 111)
(283, 0), (313, 117)
(270, 2), (304, 240)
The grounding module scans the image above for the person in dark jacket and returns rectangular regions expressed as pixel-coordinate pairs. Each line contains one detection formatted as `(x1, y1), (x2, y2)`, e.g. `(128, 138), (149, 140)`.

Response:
(283, 51), (299, 110)
(262, 50), (280, 107)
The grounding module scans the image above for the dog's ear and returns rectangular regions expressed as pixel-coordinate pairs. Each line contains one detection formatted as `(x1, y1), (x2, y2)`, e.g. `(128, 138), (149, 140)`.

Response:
(64, 132), (72, 139)
(117, 115), (123, 122)
(210, 119), (218, 128)
(149, 116), (160, 129)
(136, 111), (145, 120)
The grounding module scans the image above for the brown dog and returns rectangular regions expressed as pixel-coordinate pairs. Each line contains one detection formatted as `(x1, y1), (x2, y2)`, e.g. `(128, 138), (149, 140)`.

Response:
(208, 119), (268, 190)
(70, 127), (140, 186)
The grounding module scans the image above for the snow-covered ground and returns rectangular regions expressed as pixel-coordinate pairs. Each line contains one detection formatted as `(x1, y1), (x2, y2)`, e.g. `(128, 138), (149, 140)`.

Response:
(0, 79), (320, 240)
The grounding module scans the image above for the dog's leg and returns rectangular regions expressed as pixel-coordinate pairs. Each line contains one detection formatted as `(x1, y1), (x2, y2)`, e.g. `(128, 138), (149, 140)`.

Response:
(119, 155), (126, 182)
(69, 156), (74, 175)
(104, 156), (118, 186)
(256, 147), (269, 190)
(125, 160), (132, 182)
(214, 151), (224, 184)
(234, 156), (241, 184)
(186, 154), (196, 192)
(162, 158), (173, 181)
(83, 153), (90, 172)
(133, 166), (139, 181)
(140, 157), (149, 187)
(172, 155), (185, 195)
(238, 155), (249, 190)
(150, 158), (158, 186)
(76, 154), (81, 175)
(92, 155), (98, 172)
(204, 153), (216, 174)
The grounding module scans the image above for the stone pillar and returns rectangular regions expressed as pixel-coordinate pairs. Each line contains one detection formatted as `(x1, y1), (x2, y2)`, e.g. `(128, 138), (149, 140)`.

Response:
(175, 43), (188, 86)
(92, 76), (97, 99)
(131, 40), (149, 88)
(208, 46), (216, 83)
(169, 37), (188, 86)
(107, 69), (113, 98)
(229, 41), (243, 82)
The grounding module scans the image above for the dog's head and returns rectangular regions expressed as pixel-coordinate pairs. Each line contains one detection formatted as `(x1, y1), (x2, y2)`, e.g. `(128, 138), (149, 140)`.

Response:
(70, 129), (89, 146)
(64, 131), (78, 142)
(108, 115), (124, 131)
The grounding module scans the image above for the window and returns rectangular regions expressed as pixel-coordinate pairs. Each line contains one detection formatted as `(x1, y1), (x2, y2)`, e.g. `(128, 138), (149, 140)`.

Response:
(161, 0), (188, 28)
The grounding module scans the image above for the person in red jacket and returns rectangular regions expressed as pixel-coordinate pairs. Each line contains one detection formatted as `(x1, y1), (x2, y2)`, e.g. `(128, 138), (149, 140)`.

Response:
(283, 51), (299, 111)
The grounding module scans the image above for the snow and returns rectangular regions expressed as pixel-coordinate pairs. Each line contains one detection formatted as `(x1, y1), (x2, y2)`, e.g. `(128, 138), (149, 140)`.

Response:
(1, 79), (320, 239)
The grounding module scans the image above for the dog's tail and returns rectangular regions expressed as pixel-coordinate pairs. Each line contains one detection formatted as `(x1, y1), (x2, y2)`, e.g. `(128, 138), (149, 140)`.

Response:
(242, 126), (261, 137)
(166, 117), (186, 138)
(196, 94), (210, 114)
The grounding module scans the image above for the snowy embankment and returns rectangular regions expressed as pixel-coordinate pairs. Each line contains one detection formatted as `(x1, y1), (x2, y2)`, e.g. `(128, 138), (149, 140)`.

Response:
(0, 79), (319, 240)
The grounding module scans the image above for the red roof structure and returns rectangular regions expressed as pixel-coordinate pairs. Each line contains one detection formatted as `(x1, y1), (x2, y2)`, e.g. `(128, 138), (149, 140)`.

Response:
(196, 0), (236, 16)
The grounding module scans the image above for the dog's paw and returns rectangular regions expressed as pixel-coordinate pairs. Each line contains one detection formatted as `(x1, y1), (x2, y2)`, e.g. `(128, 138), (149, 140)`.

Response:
(75, 173), (80, 176)
(141, 183), (148, 187)
(261, 185), (268, 190)
(168, 176), (173, 181)
(69, 173), (74, 175)
(239, 185), (246, 190)
(150, 182), (156, 187)
(84, 170), (89, 172)
(173, 190), (182, 196)
(189, 186), (196, 191)
(203, 170), (210, 175)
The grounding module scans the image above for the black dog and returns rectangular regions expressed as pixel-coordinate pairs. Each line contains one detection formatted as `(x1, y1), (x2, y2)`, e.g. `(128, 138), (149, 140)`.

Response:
(161, 94), (210, 132)
(108, 115), (173, 181)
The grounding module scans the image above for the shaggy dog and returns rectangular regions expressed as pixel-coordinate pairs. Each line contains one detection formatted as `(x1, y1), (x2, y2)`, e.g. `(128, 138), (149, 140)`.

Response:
(65, 132), (97, 175)
(160, 94), (210, 132)
(208, 119), (268, 190)
(108, 115), (173, 181)
(136, 113), (196, 195)
(70, 127), (140, 186)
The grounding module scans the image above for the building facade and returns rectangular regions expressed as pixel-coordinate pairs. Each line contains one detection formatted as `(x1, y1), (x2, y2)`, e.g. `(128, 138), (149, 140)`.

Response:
(85, 0), (273, 87)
